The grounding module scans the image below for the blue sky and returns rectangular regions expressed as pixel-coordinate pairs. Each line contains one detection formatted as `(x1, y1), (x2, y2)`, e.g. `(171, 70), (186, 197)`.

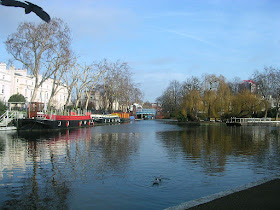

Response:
(1, 0), (280, 102)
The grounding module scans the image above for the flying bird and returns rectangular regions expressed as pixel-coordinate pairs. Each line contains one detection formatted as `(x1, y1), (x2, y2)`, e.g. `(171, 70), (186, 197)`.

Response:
(0, 0), (51, 22)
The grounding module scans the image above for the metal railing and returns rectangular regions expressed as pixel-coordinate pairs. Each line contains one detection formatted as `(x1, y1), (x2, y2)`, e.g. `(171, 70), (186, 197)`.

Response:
(229, 117), (272, 123)
(0, 111), (24, 126)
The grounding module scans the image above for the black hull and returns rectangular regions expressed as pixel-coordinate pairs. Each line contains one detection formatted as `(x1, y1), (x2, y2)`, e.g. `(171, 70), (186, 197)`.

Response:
(15, 118), (94, 131)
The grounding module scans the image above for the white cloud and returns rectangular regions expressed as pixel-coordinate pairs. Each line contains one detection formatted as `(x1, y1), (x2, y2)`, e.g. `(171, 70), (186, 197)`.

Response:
(159, 28), (218, 48)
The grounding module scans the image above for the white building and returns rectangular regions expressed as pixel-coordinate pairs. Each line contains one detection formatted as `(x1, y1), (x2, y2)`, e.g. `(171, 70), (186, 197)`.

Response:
(129, 103), (142, 111)
(0, 62), (68, 109)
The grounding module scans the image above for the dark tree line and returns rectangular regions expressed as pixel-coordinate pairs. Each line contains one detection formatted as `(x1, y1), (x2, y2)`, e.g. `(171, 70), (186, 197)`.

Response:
(157, 67), (280, 121)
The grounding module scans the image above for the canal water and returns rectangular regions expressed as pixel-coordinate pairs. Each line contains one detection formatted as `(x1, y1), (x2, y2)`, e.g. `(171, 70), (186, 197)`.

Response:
(1, 120), (280, 209)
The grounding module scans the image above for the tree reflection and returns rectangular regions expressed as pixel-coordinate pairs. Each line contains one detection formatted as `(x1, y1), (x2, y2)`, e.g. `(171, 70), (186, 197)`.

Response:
(1, 127), (140, 208)
(249, 128), (280, 173)
(1, 130), (73, 209)
(0, 138), (4, 154)
(89, 132), (140, 180)
(158, 125), (280, 175)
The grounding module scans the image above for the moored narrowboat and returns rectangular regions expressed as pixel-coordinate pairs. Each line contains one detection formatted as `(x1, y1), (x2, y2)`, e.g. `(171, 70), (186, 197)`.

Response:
(14, 102), (94, 131)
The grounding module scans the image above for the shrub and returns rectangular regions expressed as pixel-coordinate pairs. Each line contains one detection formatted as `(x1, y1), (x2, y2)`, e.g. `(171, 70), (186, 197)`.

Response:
(8, 93), (26, 103)
(0, 101), (7, 116)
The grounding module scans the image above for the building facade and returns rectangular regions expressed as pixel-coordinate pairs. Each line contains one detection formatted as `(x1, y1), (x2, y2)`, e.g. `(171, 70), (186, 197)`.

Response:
(242, 80), (257, 93)
(0, 62), (68, 109)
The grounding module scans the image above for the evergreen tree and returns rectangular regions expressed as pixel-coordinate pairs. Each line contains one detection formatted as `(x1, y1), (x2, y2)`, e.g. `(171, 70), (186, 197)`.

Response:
(8, 94), (26, 103)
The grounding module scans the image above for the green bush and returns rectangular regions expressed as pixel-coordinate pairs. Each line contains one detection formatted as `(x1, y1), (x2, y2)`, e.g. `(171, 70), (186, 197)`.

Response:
(267, 108), (278, 118)
(0, 101), (7, 116)
(177, 111), (188, 122)
(8, 93), (26, 103)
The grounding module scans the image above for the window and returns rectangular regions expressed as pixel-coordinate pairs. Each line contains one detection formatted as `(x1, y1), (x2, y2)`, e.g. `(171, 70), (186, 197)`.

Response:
(2, 75), (5, 80)
(1, 85), (4, 94)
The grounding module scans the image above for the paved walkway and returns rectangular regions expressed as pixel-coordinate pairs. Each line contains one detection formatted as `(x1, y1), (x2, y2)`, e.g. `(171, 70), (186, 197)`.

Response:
(166, 176), (280, 210)
(189, 178), (280, 209)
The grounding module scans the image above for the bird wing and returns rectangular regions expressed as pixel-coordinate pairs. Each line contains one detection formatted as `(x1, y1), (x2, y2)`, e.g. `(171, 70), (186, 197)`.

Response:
(1, 0), (27, 8)
(24, 1), (42, 9)
(24, 1), (51, 22)
(32, 7), (51, 23)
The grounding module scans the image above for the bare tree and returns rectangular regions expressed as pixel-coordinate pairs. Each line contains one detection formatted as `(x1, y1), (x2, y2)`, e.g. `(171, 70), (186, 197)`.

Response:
(118, 73), (143, 111)
(227, 77), (242, 94)
(73, 63), (93, 108)
(61, 58), (79, 108)
(253, 67), (276, 117)
(72, 60), (108, 110)
(102, 60), (130, 112)
(5, 18), (72, 102)
(261, 67), (280, 119)
(156, 80), (182, 116)
(83, 60), (109, 110)
(181, 76), (201, 95)
(131, 87), (143, 105)
(48, 50), (75, 109)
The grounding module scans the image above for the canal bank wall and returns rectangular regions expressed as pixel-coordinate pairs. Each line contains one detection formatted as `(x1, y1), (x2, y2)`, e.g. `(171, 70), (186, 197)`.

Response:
(165, 175), (280, 210)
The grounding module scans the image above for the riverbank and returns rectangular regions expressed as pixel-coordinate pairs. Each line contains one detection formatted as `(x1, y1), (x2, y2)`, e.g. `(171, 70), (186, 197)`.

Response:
(166, 175), (280, 209)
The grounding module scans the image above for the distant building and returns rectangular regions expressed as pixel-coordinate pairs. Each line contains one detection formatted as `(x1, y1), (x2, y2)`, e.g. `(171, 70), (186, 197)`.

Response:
(0, 62), (68, 109)
(129, 103), (142, 111)
(242, 80), (257, 93)
(242, 80), (277, 109)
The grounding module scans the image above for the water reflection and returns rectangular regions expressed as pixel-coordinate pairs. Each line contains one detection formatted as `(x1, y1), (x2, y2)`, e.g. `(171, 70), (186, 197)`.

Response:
(157, 125), (280, 176)
(92, 132), (139, 175)
(0, 128), (139, 209)
(0, 130), (80, 209)
(1, 122), (280, 209)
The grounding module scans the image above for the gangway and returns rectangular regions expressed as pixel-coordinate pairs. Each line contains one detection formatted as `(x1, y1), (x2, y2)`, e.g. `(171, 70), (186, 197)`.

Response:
(0, 111), (24, 130)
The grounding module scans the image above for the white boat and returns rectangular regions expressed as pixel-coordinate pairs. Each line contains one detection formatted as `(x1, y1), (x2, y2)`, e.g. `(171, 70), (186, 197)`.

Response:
(91, 114), (121, 123)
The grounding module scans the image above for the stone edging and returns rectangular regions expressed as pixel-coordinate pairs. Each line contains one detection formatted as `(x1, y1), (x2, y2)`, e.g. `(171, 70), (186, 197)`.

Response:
(165, 175), (280, 210)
